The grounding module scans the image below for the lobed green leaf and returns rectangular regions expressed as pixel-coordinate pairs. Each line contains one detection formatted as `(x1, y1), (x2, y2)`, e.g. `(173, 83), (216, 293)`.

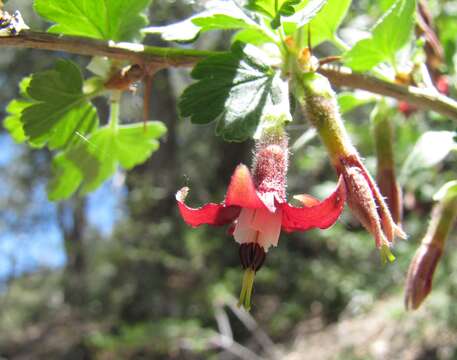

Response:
(337, 91), (376, 114)
(34, 0), (152, 42)
(400, 130), (457, 181)
(434, 181), (457, 202)
(344, 0), (416, 71)
(300, 0), (352, 47)
(179, 43), (290, 142)
(21, 60), (98, 149)
(143, 1), (261, 43)
(4, 60), (99, 150)
(48, 122), (167, 200)
(286, 0), (328, 28)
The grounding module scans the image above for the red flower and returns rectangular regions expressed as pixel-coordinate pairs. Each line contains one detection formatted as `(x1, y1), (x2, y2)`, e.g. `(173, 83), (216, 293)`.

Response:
(177, 164), (345, 249)
(176, 129), (346, 309)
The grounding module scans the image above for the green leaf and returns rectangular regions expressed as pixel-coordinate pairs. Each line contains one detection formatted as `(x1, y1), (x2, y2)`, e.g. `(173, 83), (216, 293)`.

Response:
(143, 2), (260, 43)
(271, 0), (301, 29)
(249, 0), (327, 29)
(3, 99), (31, 144)
(300, 0), (352, 47)
(400, 131), (457, 180)
(144, 18), (201, 43)
(34, 0), (152, 42)
(285, 0), (328, 28)
(434, 181), (457, 202)
(17, 59), (99, 149)
(232, 28), (273, 45)
(179, 44), (291, 142)
(344, 0), (416, 71)
(246, 0), (277, 19)
(4, 77), (34, 144)
(48, 122), (167, 200)
(48, 153), (83, 201)
(192, 14), (253, 30)
(337, 91), (375, 114)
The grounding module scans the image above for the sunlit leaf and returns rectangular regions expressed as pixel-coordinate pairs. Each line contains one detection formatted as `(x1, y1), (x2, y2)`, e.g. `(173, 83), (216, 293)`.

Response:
(34, 0), (152, 42)
(337, 91), (376, 114)
(434, 181), (457, 202)
(179, 43), (291, 142)
(300, 0), (352, 47)
(17, 60), (99, 149)
(344, 0), (416, 71)
(3, 99), (30, 144)
(285, 0), (328, 28)
(143, 1), (260, 43)
(401, 131), (457, 179)
(232, 28), (273, 45)
(48, 122), (167, 200)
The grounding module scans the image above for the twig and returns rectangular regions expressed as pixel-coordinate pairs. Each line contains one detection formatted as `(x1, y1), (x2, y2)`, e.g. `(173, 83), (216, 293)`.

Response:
(227, 300), (278, 358)
(0, 30), (216, 68)
(319, 65), (457, 120)
(210, 335), (265, 360)
(1, 31), (457, 120)
(214, 304), (234, 342)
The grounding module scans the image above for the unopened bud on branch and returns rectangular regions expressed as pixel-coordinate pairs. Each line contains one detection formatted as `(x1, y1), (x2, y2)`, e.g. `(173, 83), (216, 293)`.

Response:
(296, 73), (406, 254)
(405, 186), (457, 310)
(371, 103), (403, 225)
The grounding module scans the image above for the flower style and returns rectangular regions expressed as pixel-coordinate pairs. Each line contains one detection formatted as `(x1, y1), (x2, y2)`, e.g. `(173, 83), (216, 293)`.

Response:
(176, 128), (346, 310)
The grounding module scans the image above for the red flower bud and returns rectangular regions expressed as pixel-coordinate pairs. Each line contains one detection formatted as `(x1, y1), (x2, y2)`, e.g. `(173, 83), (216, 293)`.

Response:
(296, 73), (406, 253)
(377, 168), (403, 225)
(338, 155), (406, 250)
(405, 192), (457, 310)
(405, 242), (442, 310)
(372, 104), (403, 225)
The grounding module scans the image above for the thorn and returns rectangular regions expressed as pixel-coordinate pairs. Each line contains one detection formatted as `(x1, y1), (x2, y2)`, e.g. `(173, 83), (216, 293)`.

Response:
(318, 56), (342, 67)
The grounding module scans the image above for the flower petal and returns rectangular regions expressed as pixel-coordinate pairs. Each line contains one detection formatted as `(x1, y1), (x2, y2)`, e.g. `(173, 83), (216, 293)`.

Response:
(225, 164), (267, 210)
(176, 187), (241, 227)
(281, 176), (346, 232)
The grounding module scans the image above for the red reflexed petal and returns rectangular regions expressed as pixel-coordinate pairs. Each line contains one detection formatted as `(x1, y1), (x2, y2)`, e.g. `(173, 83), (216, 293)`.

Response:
(176, 187), (241, 227)
(225, 164), (266, 210)
(281, 176), (346, 233)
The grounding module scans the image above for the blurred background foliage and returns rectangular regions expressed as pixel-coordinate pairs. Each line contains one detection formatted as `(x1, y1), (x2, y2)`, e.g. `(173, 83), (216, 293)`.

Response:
(0, 0), (456, 359)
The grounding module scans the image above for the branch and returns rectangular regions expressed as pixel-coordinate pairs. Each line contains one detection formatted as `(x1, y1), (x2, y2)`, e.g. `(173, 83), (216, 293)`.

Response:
(2, 31), (457, 120)
(318, 66), (457, 121)
(0, 30), (216, 68)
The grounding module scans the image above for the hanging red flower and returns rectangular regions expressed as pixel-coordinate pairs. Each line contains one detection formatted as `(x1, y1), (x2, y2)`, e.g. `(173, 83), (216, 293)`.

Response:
(176, 128), (346, 309)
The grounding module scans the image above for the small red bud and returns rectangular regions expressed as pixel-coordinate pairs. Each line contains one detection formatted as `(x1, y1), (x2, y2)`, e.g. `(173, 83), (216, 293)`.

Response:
(405, 194), (457, 310)
(405, 243), (442, 310)
(338, 155), (406, 249)
(377, 168), (403, 225)
(436, 75), (449, 95)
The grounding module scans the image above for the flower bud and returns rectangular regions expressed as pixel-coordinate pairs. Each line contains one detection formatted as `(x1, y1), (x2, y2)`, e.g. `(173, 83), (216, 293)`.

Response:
(339, 155), (406, 250)
(296, 73), (406, 252)
(405, 190), (457, 310)
(377, 168), (402, 224)
(405, 242), (442, 310)
(372, 104), (403, 225)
